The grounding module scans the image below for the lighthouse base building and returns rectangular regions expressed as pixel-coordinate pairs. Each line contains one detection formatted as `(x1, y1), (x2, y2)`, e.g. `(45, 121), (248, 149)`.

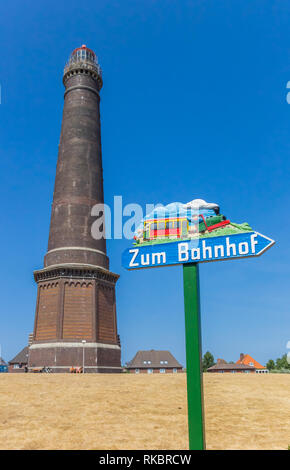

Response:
(29, 265), (121, 373)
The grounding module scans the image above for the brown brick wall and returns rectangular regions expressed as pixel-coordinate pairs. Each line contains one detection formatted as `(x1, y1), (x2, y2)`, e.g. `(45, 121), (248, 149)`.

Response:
(35, 283), (59, 341)
(62, 282), (93, 340)
(97, 285), (116, 343)
(208, 369), (255, 373)
(8, 366), (26, 373)
(29, 344), (121, 370)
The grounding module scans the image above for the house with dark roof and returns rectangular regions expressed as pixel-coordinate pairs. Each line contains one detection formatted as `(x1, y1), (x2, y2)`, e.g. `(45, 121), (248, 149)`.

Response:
(207, 358), (256, 373)
(8, 346), (29, 373)
(126, 350), (183, 374)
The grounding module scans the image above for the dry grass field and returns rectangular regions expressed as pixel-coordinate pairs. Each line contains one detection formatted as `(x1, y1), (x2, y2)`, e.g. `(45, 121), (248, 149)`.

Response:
(0, 373), (289, 450)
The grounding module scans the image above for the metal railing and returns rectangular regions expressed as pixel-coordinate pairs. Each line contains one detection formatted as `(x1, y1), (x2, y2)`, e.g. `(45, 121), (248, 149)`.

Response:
(64, 56), (102, 78)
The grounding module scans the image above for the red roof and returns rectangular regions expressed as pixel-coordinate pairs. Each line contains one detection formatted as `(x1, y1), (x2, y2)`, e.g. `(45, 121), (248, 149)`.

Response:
(71, 45), (95, 57)
(236, 353), (265, 369)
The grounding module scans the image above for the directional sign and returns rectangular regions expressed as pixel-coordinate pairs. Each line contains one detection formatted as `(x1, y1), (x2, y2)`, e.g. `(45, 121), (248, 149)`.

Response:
(122, 198), (275, 450)
(122, 231), (275, 270)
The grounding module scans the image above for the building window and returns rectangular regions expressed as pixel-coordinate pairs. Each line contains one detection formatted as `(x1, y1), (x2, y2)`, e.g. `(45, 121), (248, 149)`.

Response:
(173, 368), (177, 373)
(249, 362), (254, 366)
(160, 369), (165, 373)
(164, 361), (168, 364)
(147, 369), (153, 374)
(148, 361), (151, 364)
(135, 369), (140, 374)
(13, 364), (20, 369)
(143, 361), (147, 364)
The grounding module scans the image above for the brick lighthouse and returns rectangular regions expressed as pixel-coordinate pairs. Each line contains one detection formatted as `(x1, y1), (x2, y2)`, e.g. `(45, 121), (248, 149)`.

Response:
(29, 46), (121, 373)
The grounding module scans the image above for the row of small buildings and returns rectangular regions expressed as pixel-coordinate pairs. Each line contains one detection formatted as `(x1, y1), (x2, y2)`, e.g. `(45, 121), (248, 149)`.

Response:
(1, 349), (184, 374)
(126, 351), (268, 374)
(1, 349), (267, 374)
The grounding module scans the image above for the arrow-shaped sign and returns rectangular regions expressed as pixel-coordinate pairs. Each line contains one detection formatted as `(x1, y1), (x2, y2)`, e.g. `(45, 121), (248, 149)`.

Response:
(122, 231), (275, 270)
(121, 205), (275, 450)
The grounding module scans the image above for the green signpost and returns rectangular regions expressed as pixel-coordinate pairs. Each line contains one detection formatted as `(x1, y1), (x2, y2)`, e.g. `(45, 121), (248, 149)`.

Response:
(122, 199), (275, 449)
(183, 263), (205, 449)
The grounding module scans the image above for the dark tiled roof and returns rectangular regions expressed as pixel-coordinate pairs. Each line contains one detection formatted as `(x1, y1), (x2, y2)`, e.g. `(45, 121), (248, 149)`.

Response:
(0, 357), (7, 365)
(207, 363), (255, 371)
(127, 350), (183, 369)
(9, 346), (29, 365)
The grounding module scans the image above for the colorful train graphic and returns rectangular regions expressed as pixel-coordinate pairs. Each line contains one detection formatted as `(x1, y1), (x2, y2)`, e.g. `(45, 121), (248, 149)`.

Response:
(134, 199), (252, 246)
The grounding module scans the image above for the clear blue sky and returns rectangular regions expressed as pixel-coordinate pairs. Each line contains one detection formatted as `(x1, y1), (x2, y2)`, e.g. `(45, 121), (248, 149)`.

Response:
(0, 1), (289, 366)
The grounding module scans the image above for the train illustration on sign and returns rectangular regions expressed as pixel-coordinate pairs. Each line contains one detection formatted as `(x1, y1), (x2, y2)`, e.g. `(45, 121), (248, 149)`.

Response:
(133, 199), (252, 246)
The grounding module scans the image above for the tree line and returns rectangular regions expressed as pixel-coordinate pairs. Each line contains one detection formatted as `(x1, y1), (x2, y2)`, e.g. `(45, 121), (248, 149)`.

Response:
(266, 354), (290, 371)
